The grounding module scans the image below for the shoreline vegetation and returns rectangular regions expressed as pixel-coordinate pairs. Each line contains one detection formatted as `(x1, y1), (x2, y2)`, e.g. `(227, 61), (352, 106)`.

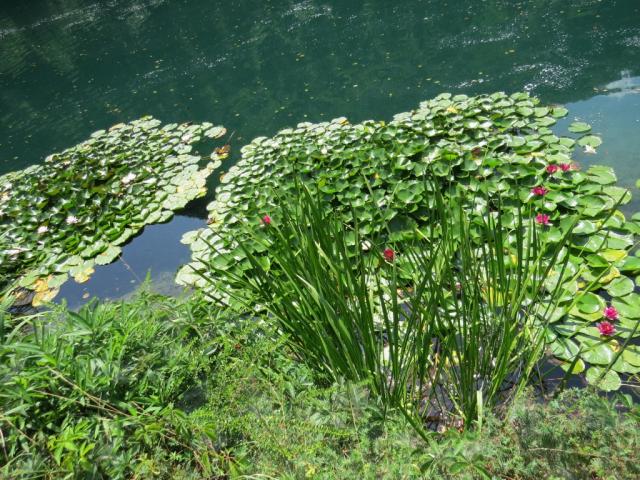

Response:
(2, 288), (639, 478)
(2, 92), (640, 478)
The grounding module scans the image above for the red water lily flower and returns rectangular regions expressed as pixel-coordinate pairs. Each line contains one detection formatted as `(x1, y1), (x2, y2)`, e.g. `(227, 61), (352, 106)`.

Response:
(559, 163), (572, 172)
(546, 164), (559, 174)
(261, 215), (272, 226)
(597, 321), (616, 336)
(383, 248), (395, 263)
(531, 186), (549, 196)
(535, 213), (550, 225)
(603, 305), (619, 321)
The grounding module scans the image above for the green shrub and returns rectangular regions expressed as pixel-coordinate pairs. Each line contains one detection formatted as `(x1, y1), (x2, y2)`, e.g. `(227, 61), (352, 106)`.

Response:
(0, 288), (227, 478)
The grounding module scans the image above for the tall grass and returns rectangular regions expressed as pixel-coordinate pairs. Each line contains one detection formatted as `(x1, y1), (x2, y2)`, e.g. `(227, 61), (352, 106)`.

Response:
(198, 184), (575, 430)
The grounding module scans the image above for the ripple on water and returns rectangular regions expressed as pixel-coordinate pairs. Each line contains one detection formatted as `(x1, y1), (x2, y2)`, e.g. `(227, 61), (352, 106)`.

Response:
(283, 0), (333, 32)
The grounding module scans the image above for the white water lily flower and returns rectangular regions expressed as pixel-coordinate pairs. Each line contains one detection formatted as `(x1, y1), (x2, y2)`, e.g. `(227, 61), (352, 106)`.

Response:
(121, 172), (137, 184)
(66, 215), (79, 225)
(584, 145), (597, 154)
(37, 225), (49, 234)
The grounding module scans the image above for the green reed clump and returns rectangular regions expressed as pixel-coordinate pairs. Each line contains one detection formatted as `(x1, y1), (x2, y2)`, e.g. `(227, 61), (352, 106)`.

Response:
(198, 184), (576, 429)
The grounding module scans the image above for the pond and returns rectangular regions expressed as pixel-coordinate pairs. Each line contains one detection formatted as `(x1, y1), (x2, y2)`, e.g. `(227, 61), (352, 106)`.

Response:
(1, 0), (639, 307)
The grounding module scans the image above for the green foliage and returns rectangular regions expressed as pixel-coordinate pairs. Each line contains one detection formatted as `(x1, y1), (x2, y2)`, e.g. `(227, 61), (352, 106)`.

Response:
(179, 92), (640, 388)
(1, 290), (638, 478)
(0, 288), (229, 478)
(196, 184), (575, 427)
(194, 331), (640, 479)
(0, 117), (226, 305)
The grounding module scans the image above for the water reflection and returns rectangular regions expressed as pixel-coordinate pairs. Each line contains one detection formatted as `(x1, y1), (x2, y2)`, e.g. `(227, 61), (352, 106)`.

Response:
(563, 72), (640, 192)
(57, 214), (202, 309)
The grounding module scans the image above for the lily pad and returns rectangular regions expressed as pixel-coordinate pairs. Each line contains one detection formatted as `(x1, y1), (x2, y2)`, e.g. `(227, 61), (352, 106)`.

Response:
(578, 135), (603, 148)
(1, 117), (224, 305)
(605, 276), (635, 298)
(585, 367), (621, 391)
(173, 92), (640, 388)
(568, 122), (591, 133)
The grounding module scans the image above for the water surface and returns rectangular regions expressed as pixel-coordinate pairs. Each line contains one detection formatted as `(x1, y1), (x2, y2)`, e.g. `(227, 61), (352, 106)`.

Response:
(1, 0), (639, 305)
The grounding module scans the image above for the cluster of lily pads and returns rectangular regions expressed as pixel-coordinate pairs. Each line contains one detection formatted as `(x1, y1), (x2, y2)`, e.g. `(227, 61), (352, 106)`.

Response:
(179, 92), (640, 390)
(0, 117), (227, 306)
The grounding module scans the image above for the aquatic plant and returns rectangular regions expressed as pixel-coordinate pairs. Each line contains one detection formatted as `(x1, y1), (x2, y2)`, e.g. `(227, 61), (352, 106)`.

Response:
(197, 184), (574, 428)
(0, 117), (226, 305)
(179, 92), (640, 389)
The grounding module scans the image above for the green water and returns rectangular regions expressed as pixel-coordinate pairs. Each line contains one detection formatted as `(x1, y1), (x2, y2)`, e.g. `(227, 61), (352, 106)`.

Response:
(1, 0), (639, 305)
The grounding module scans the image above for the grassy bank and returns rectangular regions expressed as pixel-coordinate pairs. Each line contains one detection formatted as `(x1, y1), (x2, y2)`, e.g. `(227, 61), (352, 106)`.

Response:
(2, 288), (639, 479)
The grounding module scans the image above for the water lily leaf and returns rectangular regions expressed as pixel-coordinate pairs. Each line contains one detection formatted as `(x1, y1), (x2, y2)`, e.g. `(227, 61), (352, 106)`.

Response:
(95, 245), (121, 266)
(622, 346), (640, 366)
(17, 271), (40, 289)
(578, 135), (602, 148)
(549, 336), (580, 361)
(612, 294), (640, 318)
(516, 107), (533, 117)
(559, 358), (585, 374)
(507, 136), (526, 147)
(620, 256), (640, 273)
(47, 273), (69, 289)
(575, 292), (604, 314)
(611, 356), (640, 374)
(568, 122), (591, 133)
(573, 220), (598, 235)
(176, 265), (201, 286)
(585, 254), (609, 268)
(204, 126), (227, 139)
(605, 276), (635, 298)
(33, 276), (53, 293)
(578, 338), (615, 365)
(585, 367), (621, 391)
(600, 249), (627, 263)
(585, 165), (616, 185)
(32, 287), (60, 307)
(551, 107), (568, 118)
(71, 263), (95, 284)
(533, 107), (549, 117)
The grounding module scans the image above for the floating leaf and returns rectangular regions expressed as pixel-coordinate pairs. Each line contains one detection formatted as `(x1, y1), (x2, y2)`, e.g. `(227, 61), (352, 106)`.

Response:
(585, 367), (621, 391)
(575, 292), (604, 314)
(578, 135), (603, 148)
(568, 121), (591, 133)
(32, 287), (60, 307)
(1, 117), (223, 305)
(95, 246), (121, 266)
(559, 358), (585, 374)
(605, 276), (635, 298)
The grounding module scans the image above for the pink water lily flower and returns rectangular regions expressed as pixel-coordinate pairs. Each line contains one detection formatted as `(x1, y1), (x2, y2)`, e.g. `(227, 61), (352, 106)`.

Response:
(603, 305), (619, 321)
(597, 321), (616, 336)
(546, 164), (559, 174)
(261, 215), (271, 226)
(383, 248), (395, 263)
(559, 163), (572, 172)
(531, 186), (549, 196)
(535, 213), (550, 225)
